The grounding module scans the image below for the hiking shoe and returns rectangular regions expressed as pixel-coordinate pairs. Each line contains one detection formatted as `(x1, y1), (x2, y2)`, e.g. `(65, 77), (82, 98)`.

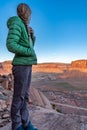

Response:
(16, 125), (24, 130)
(24, 121), (38, 130)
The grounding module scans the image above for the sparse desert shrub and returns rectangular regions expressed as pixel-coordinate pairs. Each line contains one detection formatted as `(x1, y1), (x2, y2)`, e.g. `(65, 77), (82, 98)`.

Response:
(51, 103), (62, 113)
(52, 104), (56, 109)
(56, 108), (62, 113)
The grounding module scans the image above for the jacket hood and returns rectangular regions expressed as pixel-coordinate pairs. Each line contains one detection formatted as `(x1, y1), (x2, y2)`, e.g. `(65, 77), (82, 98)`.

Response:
(7, 16), (23, 28)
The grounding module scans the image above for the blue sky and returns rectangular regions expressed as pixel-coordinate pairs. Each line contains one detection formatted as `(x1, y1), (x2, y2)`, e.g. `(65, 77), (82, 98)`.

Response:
(0, 0), (87, 63)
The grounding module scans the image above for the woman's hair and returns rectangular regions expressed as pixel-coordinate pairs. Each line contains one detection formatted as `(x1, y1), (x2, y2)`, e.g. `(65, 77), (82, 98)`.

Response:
(17, 3), (31, 25)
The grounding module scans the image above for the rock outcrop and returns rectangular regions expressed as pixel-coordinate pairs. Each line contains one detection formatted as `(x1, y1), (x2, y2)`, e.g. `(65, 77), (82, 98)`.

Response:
(30, 87), (52, 109)
(0, 74), (13, 90)
(71, 60), (87, 68)
(0, 61), (12, 75)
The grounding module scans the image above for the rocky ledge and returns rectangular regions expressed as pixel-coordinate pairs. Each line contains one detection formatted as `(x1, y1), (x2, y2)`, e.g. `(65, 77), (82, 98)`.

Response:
(1, 105), (87, 130)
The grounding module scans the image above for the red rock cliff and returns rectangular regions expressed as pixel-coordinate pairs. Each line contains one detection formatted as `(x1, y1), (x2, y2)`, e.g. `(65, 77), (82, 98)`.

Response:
(71, 60), (87, 68)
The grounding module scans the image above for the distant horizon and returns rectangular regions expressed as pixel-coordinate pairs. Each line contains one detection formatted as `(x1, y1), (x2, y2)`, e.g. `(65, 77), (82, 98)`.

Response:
(1, 58), (87, 64)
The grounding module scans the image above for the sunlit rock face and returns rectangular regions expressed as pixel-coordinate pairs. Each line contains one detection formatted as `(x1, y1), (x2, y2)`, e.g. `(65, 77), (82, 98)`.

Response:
(71, 60), (87, 68)
(1, 59), (87, 75)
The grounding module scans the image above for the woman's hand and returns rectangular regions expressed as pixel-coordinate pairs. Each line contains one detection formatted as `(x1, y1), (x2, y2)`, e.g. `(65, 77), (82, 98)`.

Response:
(28, 27), (34, 37)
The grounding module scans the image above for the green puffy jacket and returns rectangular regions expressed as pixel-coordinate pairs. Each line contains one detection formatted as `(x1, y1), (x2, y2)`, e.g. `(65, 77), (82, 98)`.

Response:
(6, 16), (37, 65)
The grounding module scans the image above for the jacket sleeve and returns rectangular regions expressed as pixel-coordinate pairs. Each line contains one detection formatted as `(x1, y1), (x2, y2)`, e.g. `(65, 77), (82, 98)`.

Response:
(6, 23), (34, 56)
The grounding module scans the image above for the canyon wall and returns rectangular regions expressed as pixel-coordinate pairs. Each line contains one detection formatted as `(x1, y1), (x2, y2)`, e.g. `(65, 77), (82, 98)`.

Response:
(0, 59), (87, 75)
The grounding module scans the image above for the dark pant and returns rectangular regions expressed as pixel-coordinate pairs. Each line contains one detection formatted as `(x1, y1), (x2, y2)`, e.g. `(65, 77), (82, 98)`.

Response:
(11, 65), (32, 130)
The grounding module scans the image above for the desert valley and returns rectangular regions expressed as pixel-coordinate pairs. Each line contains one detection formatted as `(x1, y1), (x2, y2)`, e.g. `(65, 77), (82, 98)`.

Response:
(0, 59), (87, 130)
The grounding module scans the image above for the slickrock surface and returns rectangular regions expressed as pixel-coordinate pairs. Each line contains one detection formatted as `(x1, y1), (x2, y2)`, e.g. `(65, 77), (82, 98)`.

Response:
(0, 82), (87, 130)
(30, 87), (52, 109)
(1, 105), (87, 130)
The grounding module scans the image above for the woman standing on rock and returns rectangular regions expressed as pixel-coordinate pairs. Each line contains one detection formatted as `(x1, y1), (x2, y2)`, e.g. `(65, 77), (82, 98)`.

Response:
(6, 3), (38, 130)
